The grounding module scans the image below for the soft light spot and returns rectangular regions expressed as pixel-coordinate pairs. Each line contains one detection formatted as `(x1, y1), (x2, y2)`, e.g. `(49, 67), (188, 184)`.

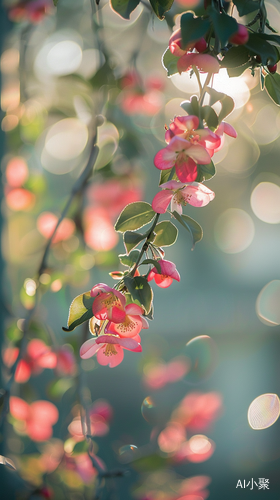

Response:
(47, 40), (82, 75)
(250, 104), (280, 145)
(1, 48), (20, 74)
(6, 157), (29, 187)
(248, 394), (280, 430)
(251, 182), (280, 224)
(39, 273), (51, 285)
(44, 118), (88, 161)
(51, 279), (62, 292)
(1, 115), (19, 131)
(6, 188), (35, 211)
(118, 445), (138, 462)
(185, 336), (218, 384)
(256, 280), (280, 326)
(214, 208), (255, 254)
(79, 254), (95, 270)
(1, 82), (20, 111)
(24, 278), (37, 297)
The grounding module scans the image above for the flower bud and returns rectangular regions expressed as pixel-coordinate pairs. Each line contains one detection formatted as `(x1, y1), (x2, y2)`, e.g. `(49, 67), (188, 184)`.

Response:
(229, 24), (249, 45)
(268, 64), (277, 74)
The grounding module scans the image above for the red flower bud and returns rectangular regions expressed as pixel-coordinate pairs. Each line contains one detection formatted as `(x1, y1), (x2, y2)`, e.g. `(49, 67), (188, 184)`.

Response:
(194, 38), (208, 53)
(229, 24), (249, 45)
(268, 64), (277, 74)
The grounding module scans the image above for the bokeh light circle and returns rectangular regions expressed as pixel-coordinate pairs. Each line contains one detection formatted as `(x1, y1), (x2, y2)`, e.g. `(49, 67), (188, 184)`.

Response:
(256, 280), (280, 326)
(251, 182), (280, 224)
(185, 336), (218, 384)
(45, 118), (88, 161)
(248, 394), (280, 430)
(214, 208), (255, 254)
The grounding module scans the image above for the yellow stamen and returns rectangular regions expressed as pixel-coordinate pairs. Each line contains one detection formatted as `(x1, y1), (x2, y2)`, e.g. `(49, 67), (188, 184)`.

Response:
(104, 344), (118, 357)
(117, 316), (136, 334)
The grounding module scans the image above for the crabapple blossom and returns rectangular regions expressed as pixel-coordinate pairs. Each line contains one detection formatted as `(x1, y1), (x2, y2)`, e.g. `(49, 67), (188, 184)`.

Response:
(80, 334), (142, 368)
(152, 180), (215, 214)
(91, 284), (126, 323)
(10, 397), (59, 441)
(165, 115), (221, 158)
(154, 136), (211, 183)
(169, 29), (207, 57)
(147, 259), (180, 288)
(105, 303), (149, 338)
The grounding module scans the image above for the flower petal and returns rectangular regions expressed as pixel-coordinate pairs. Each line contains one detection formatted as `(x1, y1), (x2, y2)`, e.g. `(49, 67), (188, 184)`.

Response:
(80, 339), (101, 359)
(154, 274), (173, 288)
(154, 148), (176, 170)
(125, 303), (144, 315)
(187, 144), (211, 164)
(175, 156), (197, 182)
(160, 180), (186, 190)
(152, 190), (174, 214)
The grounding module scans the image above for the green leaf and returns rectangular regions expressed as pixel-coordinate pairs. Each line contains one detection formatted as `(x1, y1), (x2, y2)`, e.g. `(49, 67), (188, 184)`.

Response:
(209, 10), (238, 47)
(132, 453), (169, 472)
(123, 231), (145, 253)
(162, 48), (180, 77)
(232, 0), (259, 16)
(265, 73), (280, 105)
(149, 0), (174, 19)
(180, 95), (200, 116)
(72, 440), (88, 455)
(205, 87), (234, 123)
(110, 0), (140, 19)
(144, 306), (154, 320)
(115, 202), (155, 233)
(119, 249), (141, 267)
(172, 211), (203, 249)
(221, 46), (250, 68)
(196, 161), (216, 182)
(180, 12), (210, 48)
(140, 259), (162, 274)
(256, 33), (280, 45)
(244, 33), (279, 65)
(227, 62), (251, 77)
(0, 455), (16, 471)
(48, 378), (73, 399)
(124, 276), (153, 313)
(201, 106), (218, 129)
(153, 221), (178, 247)
(53, 0), (59, 5)
(159, 167), (176, 185)
(62, 291), (94, 332)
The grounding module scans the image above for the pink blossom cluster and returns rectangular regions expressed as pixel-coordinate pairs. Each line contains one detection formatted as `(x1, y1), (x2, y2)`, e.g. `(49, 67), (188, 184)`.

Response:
(3, 339), (76, 383)
(80, 264), (180, 367)
(119, 71), (164, 116)
(152, 114), (237, 214)
(169, 29), (220, 74)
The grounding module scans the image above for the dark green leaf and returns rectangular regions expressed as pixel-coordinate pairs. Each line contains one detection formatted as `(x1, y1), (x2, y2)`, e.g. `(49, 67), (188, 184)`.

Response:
(244, 33), (279, 65)
(221, 46), (250, 68)
(159, 167), (176, 186)
(172, 211), (203, 249)
(62, 291), (94, 332)
(232, 0), (259, 16)
(124, 276), (153, 313)
(256, 33), (280, 45)
(265, 73), (280, 105)
(144, 306), (154, 320)
(149, 0), (174, 19)
(196, 161), (216, 182)
(209, 10), (238, 47)
(227, 62), (251, 77)
(115, 202), (155, 233)
(180, 95), (200, 117)
(123, 231), (145, 253)
(205, 87), (234, 123)
(180, 12), (210, 48)
(53, 0), (59, 5)
(140, 259), (162, 274)
(201, 106), (219, 129)
(162, 48), (180, 77)
(110, 0), (140, 19)
(153, 220), (178, 247)
(119, 250), (141, 267)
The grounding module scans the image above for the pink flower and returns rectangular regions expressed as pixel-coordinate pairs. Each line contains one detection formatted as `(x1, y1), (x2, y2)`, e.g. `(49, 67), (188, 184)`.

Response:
(209, 121), (237, 156)
(154, 136), (211, 183)
(10, 397), (59, 442)
(105, 303), (149, 338)
(152, 180), (215, 214)
(56, 345), (76, 376)
(91, 284), (126, 323)
(147, 259), (180, 288)
(165, 115), (221, 158)
(177, 52), (220, 74)
(80, 334), (142, 368)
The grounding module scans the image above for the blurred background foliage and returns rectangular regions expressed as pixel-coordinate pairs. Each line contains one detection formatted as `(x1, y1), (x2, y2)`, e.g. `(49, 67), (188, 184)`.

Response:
(1, 0), (280, 498)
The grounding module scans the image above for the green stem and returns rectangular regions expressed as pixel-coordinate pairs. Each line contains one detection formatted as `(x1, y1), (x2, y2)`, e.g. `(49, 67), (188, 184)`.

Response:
(193, 65), (203, 95)
(130, 213), (160, 277)
(199, 72), (213, 106)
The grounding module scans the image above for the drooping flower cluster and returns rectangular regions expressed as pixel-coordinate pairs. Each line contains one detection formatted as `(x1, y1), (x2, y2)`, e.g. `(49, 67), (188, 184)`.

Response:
(169, 29), (220, 74)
